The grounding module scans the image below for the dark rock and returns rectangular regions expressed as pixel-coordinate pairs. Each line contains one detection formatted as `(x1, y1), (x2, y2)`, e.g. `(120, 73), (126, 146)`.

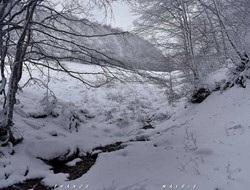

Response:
(1, 142), (127, 189)
(191, 88), (211, 103)
(29, 113), (48, 119)
(0, 178), (50, 190)
(52, 153), (98, 180)
(92, 142), (125, 153)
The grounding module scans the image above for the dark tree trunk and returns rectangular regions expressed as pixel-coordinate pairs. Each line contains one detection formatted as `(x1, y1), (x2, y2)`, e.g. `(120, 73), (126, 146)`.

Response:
(0, 0), (38, 146)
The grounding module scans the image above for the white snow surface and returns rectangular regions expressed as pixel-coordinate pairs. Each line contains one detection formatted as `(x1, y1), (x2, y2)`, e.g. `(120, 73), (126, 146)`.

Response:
(0, 62), (250, 190)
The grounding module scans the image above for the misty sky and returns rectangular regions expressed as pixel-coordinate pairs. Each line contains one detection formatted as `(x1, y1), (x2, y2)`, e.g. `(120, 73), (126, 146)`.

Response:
(93, 0), (137, 30)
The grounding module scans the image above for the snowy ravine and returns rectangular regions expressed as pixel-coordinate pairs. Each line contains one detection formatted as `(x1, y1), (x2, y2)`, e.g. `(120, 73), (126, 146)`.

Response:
(0, 62), (250, 190)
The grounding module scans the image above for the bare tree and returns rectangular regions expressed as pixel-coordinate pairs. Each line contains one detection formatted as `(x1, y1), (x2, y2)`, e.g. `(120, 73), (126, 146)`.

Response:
(0, 0), (129, 145)
(131, 0), (250, 88)
(198, 0), (250, 87)
(132, 0), (202, 85)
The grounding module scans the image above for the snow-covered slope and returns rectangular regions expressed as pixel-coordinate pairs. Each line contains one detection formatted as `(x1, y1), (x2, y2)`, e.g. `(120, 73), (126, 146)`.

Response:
(0, 63), (250, 190)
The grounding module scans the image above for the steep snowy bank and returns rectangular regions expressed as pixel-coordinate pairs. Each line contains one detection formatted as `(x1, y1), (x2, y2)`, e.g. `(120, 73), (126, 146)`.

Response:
(1, 63), (249, 190)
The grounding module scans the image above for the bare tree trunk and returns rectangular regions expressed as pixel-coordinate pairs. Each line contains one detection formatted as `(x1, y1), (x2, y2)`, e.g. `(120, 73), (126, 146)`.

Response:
(0, 0), (134, 145)
(204, 8), (221, 54)
(179, 0), (199, 85)
(0, 0), (9, 144)
(199, 0), (242, 59)
(0, 0), (38, 145)
(0, 0), (7, 95)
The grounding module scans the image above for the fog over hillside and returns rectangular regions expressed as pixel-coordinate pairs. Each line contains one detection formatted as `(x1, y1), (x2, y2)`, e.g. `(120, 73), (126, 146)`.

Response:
(75, 20), (172, 71)
(32, 13), (171, 71)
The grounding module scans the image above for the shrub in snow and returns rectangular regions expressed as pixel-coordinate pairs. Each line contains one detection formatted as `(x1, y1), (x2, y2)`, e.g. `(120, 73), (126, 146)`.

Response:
(40, 94), (58, 115)
(152, 112), (172, 122)
(116, 113), (130, 128)
(105, 109), (115, 121)
(223, 53), (250, 89)
(183, 127), (198, 152)
(165, 90), (181, 104)
(60, 103), (89, 132)
(226, 162), (242, 181)
(105, 91), (126, 103)
(127, 98), (150, 113)
(180, 157), (201, 175)
(68, 111), (80, 132)
(0, 143), (13, 158)
(79, 108), (95, 119)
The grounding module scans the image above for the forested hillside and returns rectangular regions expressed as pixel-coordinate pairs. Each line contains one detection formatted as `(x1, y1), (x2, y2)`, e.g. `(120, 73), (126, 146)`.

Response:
(32, 14), (171, 71)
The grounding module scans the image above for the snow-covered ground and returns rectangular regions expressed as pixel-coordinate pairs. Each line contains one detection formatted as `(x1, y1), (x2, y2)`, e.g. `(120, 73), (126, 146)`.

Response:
(0, 62), (250, 190)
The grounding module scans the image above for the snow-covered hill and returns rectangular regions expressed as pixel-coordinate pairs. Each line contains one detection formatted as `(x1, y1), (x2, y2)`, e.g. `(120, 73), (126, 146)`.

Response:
(0, 63), (249, 190)
(31, 14), (171, 72)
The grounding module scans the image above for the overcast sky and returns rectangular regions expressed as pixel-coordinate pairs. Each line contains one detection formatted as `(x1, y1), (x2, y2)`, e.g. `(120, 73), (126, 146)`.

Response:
(93, 0), (137, 30)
